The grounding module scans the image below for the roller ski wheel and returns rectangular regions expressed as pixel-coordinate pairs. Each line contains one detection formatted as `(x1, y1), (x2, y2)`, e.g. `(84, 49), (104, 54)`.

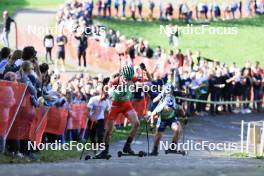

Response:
(138, 151), (145, 157)
(117, 151), (122, 158)
(84, 155), (91, 160)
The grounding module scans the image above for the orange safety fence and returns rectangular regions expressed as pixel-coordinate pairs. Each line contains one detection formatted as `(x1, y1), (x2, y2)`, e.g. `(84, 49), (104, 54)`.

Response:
(85, 38), (171, 74)
(16, 19), (170, 77)
(0, 81), (27, 138)
(67, 103), (88, 130)
(7, 93), (49, 144)
(45, 106), (69, 135)
(17, 28), (46, 55)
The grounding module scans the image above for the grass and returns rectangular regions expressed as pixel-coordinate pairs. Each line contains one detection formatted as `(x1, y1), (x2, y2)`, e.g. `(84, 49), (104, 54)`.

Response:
(229, 152), (249, 158)
(0, 126), (138, 164)
(227, 152), (264, 160)
(96, 15), (264, 67)
(0, 149), (80, 164)
(0, 0), (64, 20)
(0, 120), (153, 164)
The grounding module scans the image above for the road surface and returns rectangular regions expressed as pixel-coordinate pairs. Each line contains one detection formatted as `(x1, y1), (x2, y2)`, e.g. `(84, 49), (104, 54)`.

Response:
(0, 113), (264, 176)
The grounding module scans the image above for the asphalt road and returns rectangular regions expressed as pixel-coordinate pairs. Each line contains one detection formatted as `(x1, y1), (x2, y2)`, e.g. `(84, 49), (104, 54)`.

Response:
(1, 113), (264, 176)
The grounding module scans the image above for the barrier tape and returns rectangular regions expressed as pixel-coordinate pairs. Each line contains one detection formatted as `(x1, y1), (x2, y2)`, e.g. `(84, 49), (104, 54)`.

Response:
(175, 96), (263, 105)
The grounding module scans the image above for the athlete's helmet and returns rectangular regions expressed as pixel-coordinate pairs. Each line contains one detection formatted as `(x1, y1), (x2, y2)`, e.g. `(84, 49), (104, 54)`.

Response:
(165, 96), (174, 109)
(121, 65), (134, 80)
(164, 83), (174, 94)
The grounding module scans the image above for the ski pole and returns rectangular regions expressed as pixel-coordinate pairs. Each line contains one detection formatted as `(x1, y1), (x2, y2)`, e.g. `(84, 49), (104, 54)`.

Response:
(145, 119), (150, 156)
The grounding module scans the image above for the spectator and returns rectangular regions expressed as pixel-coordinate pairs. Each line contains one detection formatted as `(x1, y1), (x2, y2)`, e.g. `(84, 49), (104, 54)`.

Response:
(114, 0), (120, 16)
(4, 49), (22, 74)
(179, 3), (192, 23)
(130, 0), (137, 20)
(107, 0), (112, 17)
(137, 0), (143, 20)
(165, 3), (174, 21)
(87, 84), (110, 152)
(148, 0), (155, 20)
(103, 0), (108, 17)
(75, 27), (88, 71)
(97, 0), (103, 16)
(241, 68), (253, 113)
(168, 25), (180, 48)
(18, 61), (39, 106)
(239, 1), (243, 17)
(0, 47), (11, 77)
(1, 11), (16, 47)
(153, 46), (161, 59)
(159, 1), (164, 21)
(56, 30), (68, 72)
(230, 1), (239, 19)
(43, 30), (54, 64)
(252, 68), (263, 111)
(196, 2), (209, 20)
(122, 0), (127, 17)
(209, 69), (224, 115)
(210, 1), (221, 20)
(175, 49), (184, 67)
(85, 0), (94, 18)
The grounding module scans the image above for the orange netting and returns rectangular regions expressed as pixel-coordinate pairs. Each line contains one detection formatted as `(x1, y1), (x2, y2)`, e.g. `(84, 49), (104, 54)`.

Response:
(67, 103), (88, 130)
(7, 93), (48, 144)
(45, 106), (69, 135)
(0, 81), (27, 137)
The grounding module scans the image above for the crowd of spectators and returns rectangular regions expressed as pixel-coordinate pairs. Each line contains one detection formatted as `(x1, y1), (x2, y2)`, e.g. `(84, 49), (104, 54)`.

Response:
(54, 1), (264, 118)
(0, 45), (109, 159)
(56, 0), (264, 23)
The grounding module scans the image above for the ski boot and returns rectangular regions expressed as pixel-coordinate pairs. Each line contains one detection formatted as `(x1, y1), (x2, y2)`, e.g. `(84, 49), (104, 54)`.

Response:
(93, 144), (111, 159)
(123, 143), (135, 155)
(149, 145), (159, 156)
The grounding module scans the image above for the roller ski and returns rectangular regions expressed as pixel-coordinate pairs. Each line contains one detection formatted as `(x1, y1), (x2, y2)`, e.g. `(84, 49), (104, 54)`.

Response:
(165, 148), (187, 156)
(117, 151), (146, 158)
(85, 145), (112, 160)
(117, 143), (145, 158)
(85, 152), (112, 160)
